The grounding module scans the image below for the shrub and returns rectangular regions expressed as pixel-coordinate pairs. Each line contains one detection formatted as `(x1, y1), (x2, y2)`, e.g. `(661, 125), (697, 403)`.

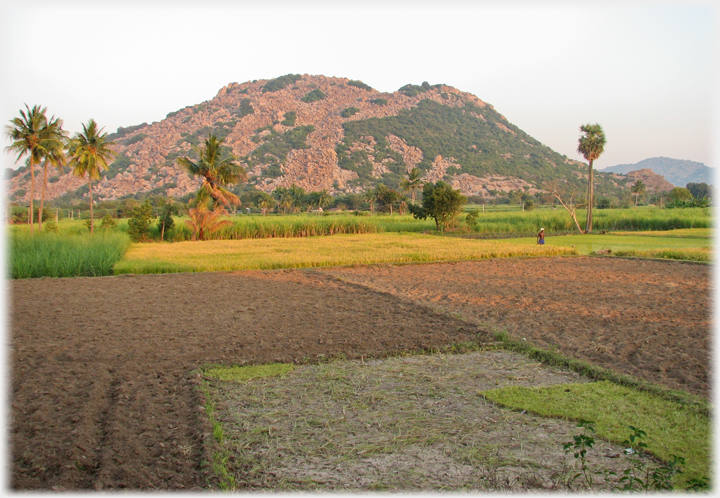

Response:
(262, 74), (302, 93)
(341, 107), (360, 118)
(371, 98), (388, 106)
(123, 133), (148, 146)
(100, 213), (118, 230)
(347, 80), (372, 91)
(281, 111), (297, 126)
(301, 89), (326, 103)
(127, 200), (155, 242)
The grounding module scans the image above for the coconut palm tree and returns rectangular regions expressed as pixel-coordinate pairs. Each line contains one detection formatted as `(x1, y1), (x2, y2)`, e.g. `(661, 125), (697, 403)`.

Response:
(400, 167), (423, 204)
(38, 116), (68, 231)
(67, 119), (117, 233)
(257, 192), (274, 216)
(176, 134), (247, 209)
(316, 189), (332, 211)
(185, 205), (232, 241)
(5, 104), (64, 235)
(577, 123), (606, 233)
(631, 180), (646, 206)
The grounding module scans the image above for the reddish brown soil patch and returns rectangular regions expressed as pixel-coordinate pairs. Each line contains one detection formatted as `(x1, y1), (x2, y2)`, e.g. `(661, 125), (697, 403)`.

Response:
(9, 256), (711, 490)
(323, 256), (711, 397)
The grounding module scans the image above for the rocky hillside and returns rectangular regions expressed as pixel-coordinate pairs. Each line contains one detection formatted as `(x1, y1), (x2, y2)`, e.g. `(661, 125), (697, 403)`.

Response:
(601, 157), (713, 187)
(6, 74), (630, 203)
(625, 169), (675, 193)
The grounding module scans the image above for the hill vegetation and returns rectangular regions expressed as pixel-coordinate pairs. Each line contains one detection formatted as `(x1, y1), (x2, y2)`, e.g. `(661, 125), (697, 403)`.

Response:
(6, 74), (631, 206)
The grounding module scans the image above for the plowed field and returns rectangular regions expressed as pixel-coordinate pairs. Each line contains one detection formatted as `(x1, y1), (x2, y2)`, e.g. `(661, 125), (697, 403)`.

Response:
(9, 256), (710, 490)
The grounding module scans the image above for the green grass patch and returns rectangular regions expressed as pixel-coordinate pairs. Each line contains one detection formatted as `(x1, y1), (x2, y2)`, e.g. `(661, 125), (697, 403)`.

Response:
(481, 381), (710, 485)
(204, 363), (295, 382)
(9, 230), (131, 278)
(503, 230), (711, 261)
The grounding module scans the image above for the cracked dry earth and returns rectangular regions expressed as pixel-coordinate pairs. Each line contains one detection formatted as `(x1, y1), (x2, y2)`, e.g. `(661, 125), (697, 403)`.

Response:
(9, 256), (711, 490)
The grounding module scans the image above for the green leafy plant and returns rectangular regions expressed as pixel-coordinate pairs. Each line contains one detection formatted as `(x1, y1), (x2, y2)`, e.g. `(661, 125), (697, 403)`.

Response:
(127, 200), (155, 242)
(99, 213), (118, 230)
(615, 426), (686, 491)
(563, 420), (596, 489)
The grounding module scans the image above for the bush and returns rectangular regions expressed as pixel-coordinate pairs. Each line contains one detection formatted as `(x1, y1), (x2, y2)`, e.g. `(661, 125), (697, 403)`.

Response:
(301, 89), (326, 103)
(281, 111), (297, 126)
(262, 74), (302, 93)
(371, 98), (388, 106)
(127, 201), (155, 242)
(341, 107), (360, 118)
(100, 213), (118, 230)
(123, 133), (148, 146)
(347, 80), (372, 91)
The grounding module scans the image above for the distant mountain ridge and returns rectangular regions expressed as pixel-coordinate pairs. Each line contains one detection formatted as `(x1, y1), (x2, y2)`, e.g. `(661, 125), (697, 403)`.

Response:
(600, 157), (713, 187)
(7, 74), (630, 203)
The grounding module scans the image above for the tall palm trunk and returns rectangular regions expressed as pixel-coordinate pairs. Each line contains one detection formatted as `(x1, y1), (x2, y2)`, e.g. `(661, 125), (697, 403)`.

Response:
(585, 160), (594, 233)
(29, 156), (35, 235)
(39, 160), (48, 232)
(88, 178), (94, 233)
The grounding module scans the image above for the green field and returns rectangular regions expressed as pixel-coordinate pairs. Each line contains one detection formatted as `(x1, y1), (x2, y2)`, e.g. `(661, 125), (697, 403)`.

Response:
(504, 228), (712, 261)
(7, 207), (712, 278)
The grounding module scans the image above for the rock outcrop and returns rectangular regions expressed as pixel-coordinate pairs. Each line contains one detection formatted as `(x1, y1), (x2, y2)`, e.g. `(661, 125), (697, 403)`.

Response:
(6, 74), (629, 203)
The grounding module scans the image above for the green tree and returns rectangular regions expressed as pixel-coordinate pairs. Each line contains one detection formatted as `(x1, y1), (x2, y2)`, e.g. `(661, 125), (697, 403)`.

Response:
(176, 134), (247, 209)
(363, 188), (377, 212)
(669, 187), (693, 202)
(67, 119), (117, 233)
(37, 116), (67, 232)
(157, 199), (179, 240)
(127, 200), (154, 242)
(408, 181), (467, 231)
(375, 184), (402, 215)
(316, 189), (332, 211)
(5, 104), (66, 235)
(686, 182), (712, 200)
(577, 123), (606, 233)
(399, 167), (423, 204)
(288, 184), (306, 212)
(256, 192), (274, 216)
(631, 180), (647, 206)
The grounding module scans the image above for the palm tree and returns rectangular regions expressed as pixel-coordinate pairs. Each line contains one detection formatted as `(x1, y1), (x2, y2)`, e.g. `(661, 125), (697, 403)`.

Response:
(176, 134), (247, 209)
(257, 192), (274, 216)
(288, 184), (306, 212)
(577, 123), (606, 233)
(67, 119), (117, 233)
(38, 116), (68, 231)
(316, 189), (332, 211)
(5, 104), (64, 235)
(631, 180), (646, 206)
(185, 205), (233, 241)
(400, 167), (423, 204)
(363, 188), (376, 213)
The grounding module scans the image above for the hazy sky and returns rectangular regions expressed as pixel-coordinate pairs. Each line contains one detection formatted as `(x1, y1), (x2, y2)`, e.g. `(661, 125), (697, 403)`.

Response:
(1, 0), (717, 173)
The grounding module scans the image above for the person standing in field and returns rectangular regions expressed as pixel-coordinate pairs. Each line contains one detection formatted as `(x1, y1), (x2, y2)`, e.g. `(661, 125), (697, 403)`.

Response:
(537, 228), (545, 245)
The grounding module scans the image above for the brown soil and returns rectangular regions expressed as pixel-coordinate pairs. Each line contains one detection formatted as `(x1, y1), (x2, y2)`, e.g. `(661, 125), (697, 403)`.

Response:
(9, 256), (711, 490)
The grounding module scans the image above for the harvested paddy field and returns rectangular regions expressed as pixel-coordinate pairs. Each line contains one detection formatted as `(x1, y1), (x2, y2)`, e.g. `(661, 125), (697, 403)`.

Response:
(9, 256), (711, 490)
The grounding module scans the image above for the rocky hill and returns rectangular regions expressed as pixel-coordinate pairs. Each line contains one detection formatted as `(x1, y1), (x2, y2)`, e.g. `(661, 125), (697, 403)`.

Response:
(601, 157), (713, 187)
(625, 169), (675, 192)
(6, 74), (630, 203)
